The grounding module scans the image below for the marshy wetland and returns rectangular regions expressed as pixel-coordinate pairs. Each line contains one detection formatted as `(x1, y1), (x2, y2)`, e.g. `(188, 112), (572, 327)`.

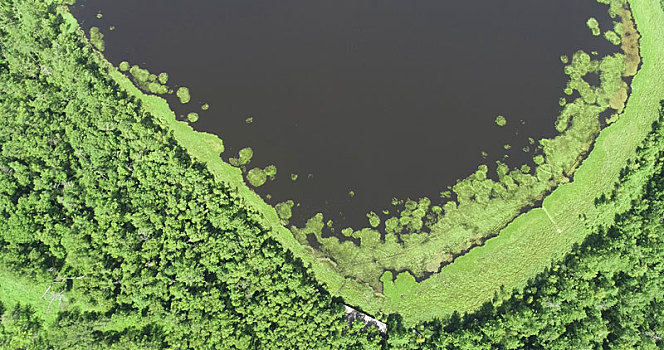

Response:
(71, 0), (649, 323)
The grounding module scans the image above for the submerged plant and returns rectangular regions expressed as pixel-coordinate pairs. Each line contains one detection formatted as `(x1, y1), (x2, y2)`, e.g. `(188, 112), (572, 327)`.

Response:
(367, 212), (381, 228)
(604, 30), (621, 45)
(238, 147), (253, 165)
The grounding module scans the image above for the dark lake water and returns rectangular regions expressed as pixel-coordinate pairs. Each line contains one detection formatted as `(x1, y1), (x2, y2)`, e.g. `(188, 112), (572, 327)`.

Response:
(72, 0), (616, 229)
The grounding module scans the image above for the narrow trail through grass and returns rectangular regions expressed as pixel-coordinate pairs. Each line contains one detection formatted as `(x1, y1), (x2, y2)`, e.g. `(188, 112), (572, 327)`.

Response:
(542, 206), (563, 233)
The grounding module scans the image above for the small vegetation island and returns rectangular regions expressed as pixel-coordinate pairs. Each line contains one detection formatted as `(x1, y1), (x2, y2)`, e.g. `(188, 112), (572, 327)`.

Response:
(1, 0), (664, 348)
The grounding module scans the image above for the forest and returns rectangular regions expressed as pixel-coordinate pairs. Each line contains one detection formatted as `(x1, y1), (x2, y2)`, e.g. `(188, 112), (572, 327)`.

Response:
(0, 0), (663, 348)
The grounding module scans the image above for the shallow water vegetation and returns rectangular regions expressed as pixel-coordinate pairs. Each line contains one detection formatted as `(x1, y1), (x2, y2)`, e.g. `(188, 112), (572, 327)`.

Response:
(187, 112), (199, 123)
(120, 63), (171, 95)
(367, 211), (381, 228)
(89, 26), (104, 51)
(158, 72), (168, 84)
(118, 60), (129, 71)
(246, 164), (277, 187)
(228, 147), (253, 166)
(0, 0), (661, 345)
(264, 164), (277, 180)
(587, 17), (601, 35)
(276, 200), (295, 222)
(247, 167), (267, 187)
(605, 29), (622, 44)
(176, 86), (191, 104)
(291, 0), (651, 307)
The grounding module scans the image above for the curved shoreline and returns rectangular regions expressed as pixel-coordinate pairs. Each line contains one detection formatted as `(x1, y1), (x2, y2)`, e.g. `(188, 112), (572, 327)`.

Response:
(376, 0), (664, 325)
(67, 0), (664, 326)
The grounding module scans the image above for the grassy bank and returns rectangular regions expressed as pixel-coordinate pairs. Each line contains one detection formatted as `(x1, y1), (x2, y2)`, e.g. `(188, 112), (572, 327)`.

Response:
(373, 0), (664, 324)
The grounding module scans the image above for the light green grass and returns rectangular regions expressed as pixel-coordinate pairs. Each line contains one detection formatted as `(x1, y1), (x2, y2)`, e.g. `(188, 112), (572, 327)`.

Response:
(0, 270), (59, 325)
(363, 0), (664, 324)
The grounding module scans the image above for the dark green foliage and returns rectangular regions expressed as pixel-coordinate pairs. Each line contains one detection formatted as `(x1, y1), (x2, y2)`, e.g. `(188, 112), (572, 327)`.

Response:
(0, 304), (48, 349)
(0, 1), (382, 348)
(2, 0), (664, 349)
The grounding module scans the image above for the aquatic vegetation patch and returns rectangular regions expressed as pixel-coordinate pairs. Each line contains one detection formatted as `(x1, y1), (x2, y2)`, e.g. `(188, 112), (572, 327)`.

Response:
(276, 200), (295, 221)
(187, 112), (199, 122)
(293, 16), (636, 293)
(118, 60), (129, 71)
(176, 86), (191, 104)
(247, 167), (267, 187)
(158, 72), (168, 84)
(264, 164), (277, 180)
(89, 26), (104, 51)
(587, 17), (601, 35)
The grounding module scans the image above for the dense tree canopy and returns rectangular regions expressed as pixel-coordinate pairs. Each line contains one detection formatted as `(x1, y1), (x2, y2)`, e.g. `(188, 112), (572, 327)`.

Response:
(0, 1), (381, 348)
(0, 0), (663, 349)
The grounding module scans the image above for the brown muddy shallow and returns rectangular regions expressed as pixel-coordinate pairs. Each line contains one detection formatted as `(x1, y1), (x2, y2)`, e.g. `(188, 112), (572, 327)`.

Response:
(72, 0), (616, 229)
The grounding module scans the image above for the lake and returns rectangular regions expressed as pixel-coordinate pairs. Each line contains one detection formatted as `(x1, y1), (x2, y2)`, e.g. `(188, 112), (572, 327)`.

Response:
(72, 0), (616, 229)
